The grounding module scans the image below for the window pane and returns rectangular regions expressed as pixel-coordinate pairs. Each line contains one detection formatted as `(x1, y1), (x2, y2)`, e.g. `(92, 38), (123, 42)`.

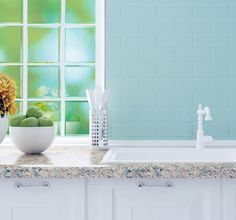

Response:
(0, 27), (22, 63)
(28, 66), (60, 98)
(66, 0), (95, 24)
(66, 66), (95, 97)
(28, 101), (61, 134)
(28, 0), (60, 24)
(0, 0), (22, 23)
(28, 28), (59, 63)
(66, 28), (95, 63)
(15, 101), (22, 115)
(0, 66), (22, 98)
(65, 101), (89, 135)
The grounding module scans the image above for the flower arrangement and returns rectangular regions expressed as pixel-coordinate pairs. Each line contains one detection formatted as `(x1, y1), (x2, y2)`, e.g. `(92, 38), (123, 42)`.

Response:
(0, 73), (17, 118)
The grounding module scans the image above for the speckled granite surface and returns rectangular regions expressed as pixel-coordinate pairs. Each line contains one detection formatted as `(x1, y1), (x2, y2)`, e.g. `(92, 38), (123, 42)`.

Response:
(0, 145), (236, 178)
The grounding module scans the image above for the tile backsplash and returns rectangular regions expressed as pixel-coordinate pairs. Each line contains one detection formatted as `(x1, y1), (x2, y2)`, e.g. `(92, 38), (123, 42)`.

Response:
(106, 0), (236, 140)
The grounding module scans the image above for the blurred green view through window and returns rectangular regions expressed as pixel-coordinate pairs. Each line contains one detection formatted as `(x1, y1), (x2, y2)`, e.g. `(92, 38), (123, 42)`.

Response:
(0, 0), (96, 136)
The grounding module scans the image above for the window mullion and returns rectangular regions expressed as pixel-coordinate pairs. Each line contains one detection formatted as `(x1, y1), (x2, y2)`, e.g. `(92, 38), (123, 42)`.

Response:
(60, 0), (66, 136)
(0, 23), (23, 27)
(22, 0), (28, 114)
(0, 63), (22, 66)
(96, 0), (105, 89)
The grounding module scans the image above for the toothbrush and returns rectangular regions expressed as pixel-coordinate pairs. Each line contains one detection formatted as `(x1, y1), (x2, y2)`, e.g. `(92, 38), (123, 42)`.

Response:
(86, 89), (95, 110)
(94, 86), (103, 111)
(100, 89), (111, 110)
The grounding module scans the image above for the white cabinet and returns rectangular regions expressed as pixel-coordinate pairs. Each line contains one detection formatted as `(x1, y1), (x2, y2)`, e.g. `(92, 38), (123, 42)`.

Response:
(0, 177), (233, 220)
(222, 179), (236, 220)
(88, 179), (221, 220)
(0, 179), (85, 220)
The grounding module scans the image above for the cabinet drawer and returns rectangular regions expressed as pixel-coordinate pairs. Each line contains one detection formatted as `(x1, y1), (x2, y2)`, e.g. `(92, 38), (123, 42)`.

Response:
(0, 178), (85, 220)
(88, 179), (221, 220)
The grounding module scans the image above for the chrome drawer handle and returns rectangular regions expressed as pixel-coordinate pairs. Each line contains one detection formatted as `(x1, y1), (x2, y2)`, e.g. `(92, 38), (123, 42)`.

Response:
(137, 182), (174, 188)
(15, 182), (50, 189)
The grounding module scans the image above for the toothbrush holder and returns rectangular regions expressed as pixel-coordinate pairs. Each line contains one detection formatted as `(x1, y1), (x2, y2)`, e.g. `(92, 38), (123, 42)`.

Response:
(90, 109), (109, 150)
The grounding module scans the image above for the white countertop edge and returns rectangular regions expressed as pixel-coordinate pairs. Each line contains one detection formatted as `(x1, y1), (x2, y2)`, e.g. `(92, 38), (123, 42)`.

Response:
(109, 140), (236, 148)
(3, 137), (236, 148)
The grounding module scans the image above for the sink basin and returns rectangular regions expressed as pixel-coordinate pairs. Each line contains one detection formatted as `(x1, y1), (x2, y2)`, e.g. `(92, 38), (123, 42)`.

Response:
(102, 147), (236, 163)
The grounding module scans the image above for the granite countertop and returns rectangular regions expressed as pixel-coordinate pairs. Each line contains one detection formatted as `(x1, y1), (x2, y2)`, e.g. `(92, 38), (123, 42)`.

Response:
(0, 145), (236, 178)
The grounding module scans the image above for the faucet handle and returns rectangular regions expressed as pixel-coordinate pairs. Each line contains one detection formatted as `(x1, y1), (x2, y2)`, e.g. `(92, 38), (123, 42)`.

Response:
(198, 104), (203, 111)
(204, 106), (212, 121)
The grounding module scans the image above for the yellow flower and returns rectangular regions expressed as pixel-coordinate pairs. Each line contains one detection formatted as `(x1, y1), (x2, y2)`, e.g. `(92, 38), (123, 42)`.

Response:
(0, 74), (10, 91)
(0, 72), (17, 116)
(9, 102), (17, 115)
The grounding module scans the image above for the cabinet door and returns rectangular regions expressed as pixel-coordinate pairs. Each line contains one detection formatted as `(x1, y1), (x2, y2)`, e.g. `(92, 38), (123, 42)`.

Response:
(88, 179), (221, 220)
(222, 179), (236, 220)
(0, 179), (85, 220)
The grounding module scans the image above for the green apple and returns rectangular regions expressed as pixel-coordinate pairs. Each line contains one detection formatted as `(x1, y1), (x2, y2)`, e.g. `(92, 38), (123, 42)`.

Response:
(26, 106), (43, 118)
(38, 117), (53, 127)
(20, 117), (39, 127)
(10, 115), (26, 127)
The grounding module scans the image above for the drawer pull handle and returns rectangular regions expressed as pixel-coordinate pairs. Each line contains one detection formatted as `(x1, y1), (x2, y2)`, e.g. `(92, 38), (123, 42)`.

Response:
(15, 182), (50, 189)
(137, 182), (174, 188)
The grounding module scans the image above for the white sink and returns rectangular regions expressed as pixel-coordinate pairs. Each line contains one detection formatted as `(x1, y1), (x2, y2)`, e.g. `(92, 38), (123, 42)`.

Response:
(102, 147), (236, 163)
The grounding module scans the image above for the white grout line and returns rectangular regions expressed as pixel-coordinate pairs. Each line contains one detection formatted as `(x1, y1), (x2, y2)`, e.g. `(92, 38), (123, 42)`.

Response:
(22, 0), (28, 114)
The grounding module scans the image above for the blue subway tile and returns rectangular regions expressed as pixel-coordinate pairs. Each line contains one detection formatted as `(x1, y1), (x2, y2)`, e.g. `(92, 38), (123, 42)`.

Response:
(194, 5), (229, 18)
(175, 19), (210, 33)
(194, 34), (229, 47)
(157, 34), (193, 47)
(176, 48), (210, 62)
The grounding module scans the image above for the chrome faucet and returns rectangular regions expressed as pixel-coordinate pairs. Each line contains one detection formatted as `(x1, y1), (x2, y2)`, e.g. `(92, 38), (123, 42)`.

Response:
(196, 104), (213, 150)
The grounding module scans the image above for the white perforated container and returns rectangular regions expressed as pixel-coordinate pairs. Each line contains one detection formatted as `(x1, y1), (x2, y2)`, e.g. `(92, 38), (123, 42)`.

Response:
(90, 109), (108, 150)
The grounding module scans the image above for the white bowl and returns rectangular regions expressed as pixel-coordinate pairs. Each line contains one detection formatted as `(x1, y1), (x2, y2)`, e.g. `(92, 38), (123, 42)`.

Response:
(0, 116), (8, 144)
(9, 126), (56, 154)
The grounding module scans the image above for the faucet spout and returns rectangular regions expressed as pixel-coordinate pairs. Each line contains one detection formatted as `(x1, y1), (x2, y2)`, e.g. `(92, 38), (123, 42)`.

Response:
(196, 104), (213, 150)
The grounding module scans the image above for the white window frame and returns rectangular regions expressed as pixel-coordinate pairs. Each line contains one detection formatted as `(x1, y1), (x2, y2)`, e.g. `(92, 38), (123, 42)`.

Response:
(1, 0), (105, 145)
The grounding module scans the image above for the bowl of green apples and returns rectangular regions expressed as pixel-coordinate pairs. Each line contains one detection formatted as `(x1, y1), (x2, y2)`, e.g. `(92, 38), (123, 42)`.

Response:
(9, 106), (55, 154)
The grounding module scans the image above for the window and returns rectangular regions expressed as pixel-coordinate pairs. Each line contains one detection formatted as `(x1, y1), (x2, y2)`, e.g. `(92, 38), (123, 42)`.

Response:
(0, 0), (105, 137)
